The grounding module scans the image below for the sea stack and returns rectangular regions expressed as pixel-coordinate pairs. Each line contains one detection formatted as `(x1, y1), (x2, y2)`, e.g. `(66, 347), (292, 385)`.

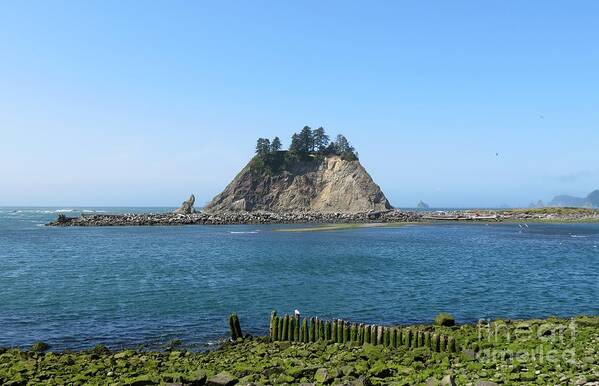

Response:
(204, 154), (391, 213)
(175, 194), (196, 214)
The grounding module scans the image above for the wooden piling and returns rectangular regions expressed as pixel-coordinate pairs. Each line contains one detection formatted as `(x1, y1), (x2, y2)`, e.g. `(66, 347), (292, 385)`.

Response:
(332, 320), (338, 343)
(294, 316), (300, 341)
(302, 318), (309, 343)
(383, 328), (390, 347)
(448, 336), (456, 352)
(272, 315), (279, 340)
(390, 328), (397, 348)
(269, 311), (277, 339)
(377, 326), (384, 345)
(440, 335), (447, 352)
(289, 317), (295, 342)
(432, 333), (440, 352)
(278, 317), (284, 341)
(337, 320), (344, 343)
(228, 313), (243, 341)
(282, 315), (289, 341)
(357, 324), (364, 344)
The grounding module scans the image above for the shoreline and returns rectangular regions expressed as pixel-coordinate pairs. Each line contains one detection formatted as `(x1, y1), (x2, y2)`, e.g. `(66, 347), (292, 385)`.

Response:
(2, 315), (597, 385)
(46, 207), (599, 227)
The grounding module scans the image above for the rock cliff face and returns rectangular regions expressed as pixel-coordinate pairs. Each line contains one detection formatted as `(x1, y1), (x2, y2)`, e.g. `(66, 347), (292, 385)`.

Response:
(204, 155), (392, 213)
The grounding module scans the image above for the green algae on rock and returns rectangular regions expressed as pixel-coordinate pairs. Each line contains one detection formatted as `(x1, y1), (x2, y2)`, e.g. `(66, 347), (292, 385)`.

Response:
(0, 316), (597, 385)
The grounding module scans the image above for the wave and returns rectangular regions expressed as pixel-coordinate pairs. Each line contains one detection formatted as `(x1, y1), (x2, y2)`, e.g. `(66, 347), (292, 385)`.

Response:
(570, 235), (589, 238)
(229, 231), (260, 234)
(54, 209), (75, 213)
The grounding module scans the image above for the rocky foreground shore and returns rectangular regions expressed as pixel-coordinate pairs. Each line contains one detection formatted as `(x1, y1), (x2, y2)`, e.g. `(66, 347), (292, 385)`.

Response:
(1, 316), (597, 385)
(46, 208), (599, 227)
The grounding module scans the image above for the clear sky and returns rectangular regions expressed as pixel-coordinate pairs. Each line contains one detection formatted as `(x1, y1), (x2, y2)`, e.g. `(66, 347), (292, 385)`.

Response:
(1, 1), (598, 208)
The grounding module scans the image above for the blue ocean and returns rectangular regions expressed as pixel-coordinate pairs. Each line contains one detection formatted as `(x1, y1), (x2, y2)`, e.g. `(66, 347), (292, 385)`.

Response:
(1, 207), (598, 351)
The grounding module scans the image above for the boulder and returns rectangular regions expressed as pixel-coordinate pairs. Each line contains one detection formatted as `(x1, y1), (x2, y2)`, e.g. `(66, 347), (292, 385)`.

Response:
(206, 371), (238, 386)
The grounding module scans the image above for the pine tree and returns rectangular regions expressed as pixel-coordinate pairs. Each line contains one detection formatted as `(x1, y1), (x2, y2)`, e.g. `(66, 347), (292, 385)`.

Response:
(299, 126), (314, 153)
(255, 138), (271, 158)
(313, 127), (329, 152)
(270, 137), (282, 153)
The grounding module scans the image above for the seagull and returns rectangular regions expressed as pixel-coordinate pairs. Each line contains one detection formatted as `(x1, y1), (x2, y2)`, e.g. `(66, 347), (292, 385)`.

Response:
(294, 309), (301, 317)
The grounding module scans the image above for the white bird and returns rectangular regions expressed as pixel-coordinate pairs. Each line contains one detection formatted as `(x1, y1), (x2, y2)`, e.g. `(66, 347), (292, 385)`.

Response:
(294, 309), (301, 317)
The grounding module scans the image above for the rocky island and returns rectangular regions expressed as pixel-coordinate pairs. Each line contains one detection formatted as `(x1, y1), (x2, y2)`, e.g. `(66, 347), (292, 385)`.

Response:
(46, 126), (599, 227)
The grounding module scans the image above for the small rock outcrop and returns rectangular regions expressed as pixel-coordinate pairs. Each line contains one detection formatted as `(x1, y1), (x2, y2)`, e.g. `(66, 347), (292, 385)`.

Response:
(175, 194), (195, 214)
(417, 201), (430, 209)
(204, 155), (392, 213)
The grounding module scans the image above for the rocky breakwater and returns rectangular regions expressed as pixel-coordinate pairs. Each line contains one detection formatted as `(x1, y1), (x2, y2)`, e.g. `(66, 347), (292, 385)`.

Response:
(46, 209), (422, 227)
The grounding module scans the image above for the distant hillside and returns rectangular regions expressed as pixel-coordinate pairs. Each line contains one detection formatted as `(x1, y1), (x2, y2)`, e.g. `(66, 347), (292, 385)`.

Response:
(548, 189), (599, 208)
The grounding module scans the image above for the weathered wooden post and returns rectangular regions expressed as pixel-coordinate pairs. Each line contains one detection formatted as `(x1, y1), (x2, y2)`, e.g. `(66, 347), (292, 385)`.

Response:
(278, 317), (284, 341)
(390, 328), (397, 348)
(362, 325), (369, 344)
(397, 329), (403, 347)
(228, 313), (243, 341)
(357, 323), (364, 344)
(337, 320), (344, 343)
(448, 336), (456, 352)
(289, 317), (295, 342)
(383, 328), (390, 347)
(424, 332), (431, 348)
(302, 318), (309, 343)
(432, 333), (440, 352)
(325, 320), (332, 341)
(282, 315), (289, 341)
(377, 326), (384, 345)
(308, 317), (314, 342)
(344, 322), (351, 343)
(294, 316), (300, 341)
(370, 326), (377, 345)
(272, 315), (279, 340)
(269, 311), (277, 339)
(406, 329), (413, 347)
(332, 320), (338, 343)
(440, 335), (448, 352)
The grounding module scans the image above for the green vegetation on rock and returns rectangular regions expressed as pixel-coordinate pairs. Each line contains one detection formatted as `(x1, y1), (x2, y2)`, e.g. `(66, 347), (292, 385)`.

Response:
(435, 313), (456, 327)
(0, 316), (597, 385)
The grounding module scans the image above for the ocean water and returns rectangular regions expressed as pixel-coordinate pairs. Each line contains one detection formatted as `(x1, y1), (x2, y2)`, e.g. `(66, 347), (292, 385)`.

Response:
(1, 207), (598, 351)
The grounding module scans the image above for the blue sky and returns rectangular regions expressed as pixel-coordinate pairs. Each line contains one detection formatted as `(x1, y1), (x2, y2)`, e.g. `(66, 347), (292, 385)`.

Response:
(1, 1), (598, 207)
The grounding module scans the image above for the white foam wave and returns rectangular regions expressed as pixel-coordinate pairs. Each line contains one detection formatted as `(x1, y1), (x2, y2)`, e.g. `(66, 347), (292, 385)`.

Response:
(229, 231), (260, 234)
(54, 209), (75, 213)
(570, 235), (589, 238)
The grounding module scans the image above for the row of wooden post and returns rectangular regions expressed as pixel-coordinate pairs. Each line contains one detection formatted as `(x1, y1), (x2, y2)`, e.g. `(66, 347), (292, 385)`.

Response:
(269, 311), (457, 353)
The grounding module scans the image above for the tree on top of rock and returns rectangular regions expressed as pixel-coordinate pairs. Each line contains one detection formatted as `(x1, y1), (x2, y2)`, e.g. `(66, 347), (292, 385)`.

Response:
(313, 127), (329, 152)
(255, 138), (271, 157)
(298, 126), (314, 153)
(270, 137), (282, 152)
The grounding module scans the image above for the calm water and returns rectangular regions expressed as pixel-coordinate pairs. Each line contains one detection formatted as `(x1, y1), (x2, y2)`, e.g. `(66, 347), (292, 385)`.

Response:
(1, 207), (598, 351)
